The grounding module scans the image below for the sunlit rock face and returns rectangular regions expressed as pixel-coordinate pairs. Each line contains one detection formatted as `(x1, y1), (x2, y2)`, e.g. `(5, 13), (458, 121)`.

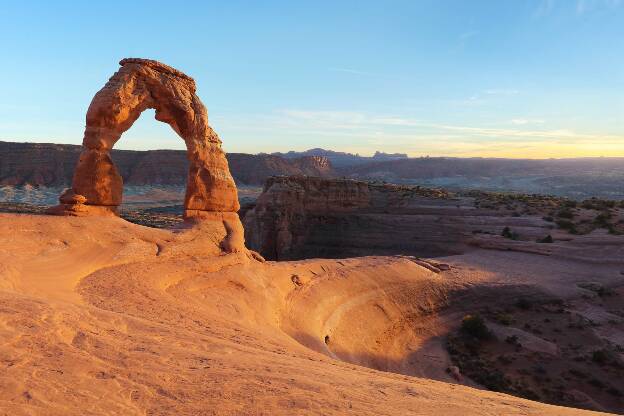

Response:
(48, 58), (245, 252)
(69, 58), (238, 213)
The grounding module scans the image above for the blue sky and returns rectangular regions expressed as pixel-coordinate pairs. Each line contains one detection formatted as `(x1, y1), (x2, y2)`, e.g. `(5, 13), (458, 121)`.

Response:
(0, 0), (622, 158)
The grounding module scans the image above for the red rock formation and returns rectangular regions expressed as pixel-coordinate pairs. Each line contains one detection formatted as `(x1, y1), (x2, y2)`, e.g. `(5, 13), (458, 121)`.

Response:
(48, 58), (244, 252)
(243, 176), (373, 259)
(0, 141), (336, 187)
(243, 176), (553, 260)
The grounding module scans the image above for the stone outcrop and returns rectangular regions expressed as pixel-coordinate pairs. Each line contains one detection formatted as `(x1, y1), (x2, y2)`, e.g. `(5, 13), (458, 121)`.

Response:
(223, 154), (334, 185)
(243, 176), (554, 260)
(47, 58), (244, 251)
(69, 58), (238, 214)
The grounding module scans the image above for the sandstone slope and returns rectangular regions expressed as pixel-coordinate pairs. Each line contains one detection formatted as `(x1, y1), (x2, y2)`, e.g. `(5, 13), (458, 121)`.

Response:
(0, 212), (614, 415)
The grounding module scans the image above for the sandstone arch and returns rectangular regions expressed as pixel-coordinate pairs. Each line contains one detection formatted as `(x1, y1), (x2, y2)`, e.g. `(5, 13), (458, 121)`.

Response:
(50, 58), (245, 251)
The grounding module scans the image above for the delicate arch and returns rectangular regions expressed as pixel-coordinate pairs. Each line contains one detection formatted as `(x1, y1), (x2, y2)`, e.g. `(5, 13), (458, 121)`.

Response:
(60, 58), (239, 216)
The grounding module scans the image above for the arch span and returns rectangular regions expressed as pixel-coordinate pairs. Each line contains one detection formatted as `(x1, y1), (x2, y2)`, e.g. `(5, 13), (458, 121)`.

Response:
(49, 58), (245, 252)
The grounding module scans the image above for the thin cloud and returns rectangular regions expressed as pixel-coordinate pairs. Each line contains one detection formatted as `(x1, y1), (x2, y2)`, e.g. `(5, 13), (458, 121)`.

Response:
(577, 0), (622, 14)
(328, 67), (376, 76)
(535, 0), (620, 17)
(459, 30), (479, 40)
(457, 30), (479, 49)
(272, 110), (620, 143)
(449, 89), (519, 107)
(534, 0), (556, 18)
(484, 89), (519, 96)
(510, 118), (545, 125)
(215, 109), (624, 158)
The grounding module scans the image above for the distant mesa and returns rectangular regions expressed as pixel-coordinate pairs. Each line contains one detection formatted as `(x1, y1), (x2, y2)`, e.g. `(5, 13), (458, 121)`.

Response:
(47, 58), (245, 252)
(269, 148), (408, 168)
(0, 141), (335, 187)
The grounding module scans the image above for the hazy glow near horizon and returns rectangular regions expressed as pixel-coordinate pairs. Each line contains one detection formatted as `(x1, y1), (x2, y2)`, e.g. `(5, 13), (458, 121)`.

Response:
(0, 0), (622, 158)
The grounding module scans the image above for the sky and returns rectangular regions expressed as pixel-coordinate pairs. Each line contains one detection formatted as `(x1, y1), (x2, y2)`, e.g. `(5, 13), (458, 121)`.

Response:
(0, 0), (622, 158)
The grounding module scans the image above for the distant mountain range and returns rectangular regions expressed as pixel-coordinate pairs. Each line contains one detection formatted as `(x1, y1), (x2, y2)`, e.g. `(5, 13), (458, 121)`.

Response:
(269, 148), (408, 167)
(1, 141), (624, 199)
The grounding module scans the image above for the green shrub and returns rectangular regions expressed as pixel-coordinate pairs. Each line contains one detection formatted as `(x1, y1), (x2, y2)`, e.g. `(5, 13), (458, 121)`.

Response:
(592, 349), (609, 364)
(589, 378), (605, 389)
(505, 335), (519, 345)
(515, 298), (532, 310)
(594, 212), (612, 227)
(556, 219), (578, 234)
(495, 313), (513, 325)
(502, 227), (519, 240)
(557, 208), (575, 219)
(461, 314), (491, 340)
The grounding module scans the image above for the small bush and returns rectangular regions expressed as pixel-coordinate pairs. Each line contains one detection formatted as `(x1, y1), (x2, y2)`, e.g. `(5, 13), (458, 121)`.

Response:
(589, 378), (605, 389)
(556, 219), (578, 234)
(557, 208), (575, 219)
(569, 368), (588, 378)
(594, 212), (612, 227)
(505, 335), (520, 345)
(515, 298), (532, 310)
(498, 355), (513, 365)
(495, 313), (513, 325)
(461, 314), (491, 340)
(502, 227), (519, 240)
(537, 235), (554, 243)
(592, 349), (609, 365)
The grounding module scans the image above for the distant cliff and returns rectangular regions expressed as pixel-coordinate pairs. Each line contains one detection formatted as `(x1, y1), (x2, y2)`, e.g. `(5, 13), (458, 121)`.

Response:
(242, 176), (554, 261)
(270, 147), (408, 167)
(0, 141), (335, 186)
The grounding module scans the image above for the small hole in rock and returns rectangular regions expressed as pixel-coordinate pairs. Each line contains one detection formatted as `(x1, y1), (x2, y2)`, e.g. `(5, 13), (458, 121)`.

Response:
(324, 335), (330, 344)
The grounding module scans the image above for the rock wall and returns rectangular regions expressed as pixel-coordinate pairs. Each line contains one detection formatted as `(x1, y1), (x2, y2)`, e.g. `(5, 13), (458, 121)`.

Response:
(243, 176), (552, 260)
(0, 141), (335, 187)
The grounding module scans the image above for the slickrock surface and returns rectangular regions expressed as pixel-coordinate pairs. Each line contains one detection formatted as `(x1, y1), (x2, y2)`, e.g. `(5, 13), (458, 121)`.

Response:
(0, 212), (614, 415)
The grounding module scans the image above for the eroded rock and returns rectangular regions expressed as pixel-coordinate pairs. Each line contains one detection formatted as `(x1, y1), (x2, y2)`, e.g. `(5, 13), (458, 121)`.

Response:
(48, 58), (244, 252)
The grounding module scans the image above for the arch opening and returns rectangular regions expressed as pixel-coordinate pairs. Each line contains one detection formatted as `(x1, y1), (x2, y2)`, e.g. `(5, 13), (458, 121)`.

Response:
(48, 58), (246, 253)
(112, 108), (188, 216)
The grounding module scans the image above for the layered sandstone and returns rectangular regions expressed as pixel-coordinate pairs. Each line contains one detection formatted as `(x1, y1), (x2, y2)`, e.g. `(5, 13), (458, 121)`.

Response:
(0, 141), (335, 187)
(46, 58), (247, 251)
(67, 58), (238, 214)
(243, 176), (557, 260)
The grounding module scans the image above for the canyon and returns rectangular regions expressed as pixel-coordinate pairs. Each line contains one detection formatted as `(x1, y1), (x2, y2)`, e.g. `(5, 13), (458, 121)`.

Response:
(242, 176), (588, 261)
